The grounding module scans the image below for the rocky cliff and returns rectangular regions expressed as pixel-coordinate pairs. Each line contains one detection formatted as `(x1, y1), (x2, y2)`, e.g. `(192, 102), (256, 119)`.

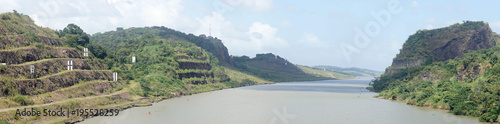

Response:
(385, 21), (500, 74)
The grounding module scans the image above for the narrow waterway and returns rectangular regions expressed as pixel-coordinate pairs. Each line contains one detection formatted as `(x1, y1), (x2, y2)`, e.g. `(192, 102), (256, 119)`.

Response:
(80, 78), (483, 124)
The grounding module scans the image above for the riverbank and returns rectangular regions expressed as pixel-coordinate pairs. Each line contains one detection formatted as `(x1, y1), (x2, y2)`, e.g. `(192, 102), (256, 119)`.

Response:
(374, 95), (492, 123)
(1, 65), (356, 123)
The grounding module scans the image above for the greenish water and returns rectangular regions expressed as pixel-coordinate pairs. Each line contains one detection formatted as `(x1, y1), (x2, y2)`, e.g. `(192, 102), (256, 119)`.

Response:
(80, 78), (483, 124)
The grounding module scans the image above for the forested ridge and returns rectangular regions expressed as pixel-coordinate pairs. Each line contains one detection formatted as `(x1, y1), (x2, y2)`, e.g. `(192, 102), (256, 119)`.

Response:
(371, 21), (500, 122)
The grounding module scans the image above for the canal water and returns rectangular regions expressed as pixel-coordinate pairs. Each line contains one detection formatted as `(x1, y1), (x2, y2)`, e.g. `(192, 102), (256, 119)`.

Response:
(80, 78), (483, 124)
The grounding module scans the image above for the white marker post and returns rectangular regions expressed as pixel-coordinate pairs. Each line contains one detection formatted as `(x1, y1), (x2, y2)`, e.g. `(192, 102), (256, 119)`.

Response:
(84, 48), (88, 57)
(112, 72), (118, 81)
(67, 60), (73, 70)
(30, 65), (35, 79)
(30, 65), (34, 74)
(132, 54), (136, 63)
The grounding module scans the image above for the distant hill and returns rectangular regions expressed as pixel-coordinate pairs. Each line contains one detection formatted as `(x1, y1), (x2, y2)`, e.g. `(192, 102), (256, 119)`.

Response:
(297, 65), (355, 79)
(312, 65), (383, 77)
(371, 21), (500, 122)
(232, 53), (354, 82)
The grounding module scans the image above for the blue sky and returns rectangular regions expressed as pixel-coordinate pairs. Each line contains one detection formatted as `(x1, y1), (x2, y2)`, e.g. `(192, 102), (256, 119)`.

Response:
(1, 0), (499, 71)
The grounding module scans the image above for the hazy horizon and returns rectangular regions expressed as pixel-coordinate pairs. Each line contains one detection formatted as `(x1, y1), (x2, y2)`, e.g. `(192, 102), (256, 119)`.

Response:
(2, 0), (500, 71)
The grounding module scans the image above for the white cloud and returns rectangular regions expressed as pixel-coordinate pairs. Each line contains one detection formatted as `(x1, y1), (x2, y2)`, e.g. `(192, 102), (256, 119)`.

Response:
(298, 32), (327, 48)
(224, 0), (273, 12)
(411, 1), (419, 8)
(247, 22), (287, 47)
(194, 12), (232, 38)
(279, 20), (292, 29)
(223, 22), (287, 55)
(490, 22), (500, 31)
(8, 0), (196, 34)
(192, 12), (286, 55)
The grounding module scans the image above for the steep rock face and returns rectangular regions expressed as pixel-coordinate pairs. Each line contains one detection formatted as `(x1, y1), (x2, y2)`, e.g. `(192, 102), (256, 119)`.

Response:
(211, 40), (234, 66)
(177, 72), (214, 80)
(432, 25), (497, 60)
(385, 21), (499, 75)
(177, 61), (211, 70)
(0, 70), (112, 96)
(0, 46), (82, 64)
(390, 59), (425, 68)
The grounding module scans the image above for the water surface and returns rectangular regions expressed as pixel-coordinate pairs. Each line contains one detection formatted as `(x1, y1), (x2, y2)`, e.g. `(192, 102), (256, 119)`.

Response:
(80, 78), (483, 124)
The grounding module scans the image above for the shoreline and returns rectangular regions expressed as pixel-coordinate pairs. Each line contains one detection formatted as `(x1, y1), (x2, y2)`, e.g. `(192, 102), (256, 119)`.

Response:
(76, 77), (366, 123)
(1, 77), (363, 124)
(73, 81), (278, 124)
(374, 96), (488, 123)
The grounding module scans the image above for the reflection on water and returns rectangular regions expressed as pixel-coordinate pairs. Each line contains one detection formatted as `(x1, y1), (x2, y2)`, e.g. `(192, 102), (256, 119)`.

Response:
(80, 78), (484, 124)
(241, 83), (370, 93)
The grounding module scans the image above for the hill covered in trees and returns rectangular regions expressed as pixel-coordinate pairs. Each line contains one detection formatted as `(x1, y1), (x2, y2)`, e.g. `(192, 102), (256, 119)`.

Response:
(91, 26), (234, 66)
(232, 53), (354, 82)
(0, 11), (356, 123)
(371, 21), (500, 122)
(0, 12), (132, 123)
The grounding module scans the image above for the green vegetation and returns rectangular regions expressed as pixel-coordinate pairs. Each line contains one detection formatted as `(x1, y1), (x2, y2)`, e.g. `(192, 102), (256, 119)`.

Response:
(0, 12), (59, 49)
(223, 66), (274, 84)
(10, 95), (33, 106)
(372, 21), (500, 122)
(232, 53), (348, 82)
(395, 21), (491, 61)
(0, 11), (352, 123)
(90, 27), (235, 97)
(312, 65), (383, 77)
(92, 26), (233, 66)
(373, 46), (500, 122)
(55, 24), (90, 47)
(297, 65), (355, 79)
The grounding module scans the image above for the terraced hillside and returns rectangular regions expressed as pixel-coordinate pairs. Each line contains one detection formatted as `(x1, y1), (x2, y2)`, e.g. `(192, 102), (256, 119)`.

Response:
(0, 12), (133, 124)
(0, 11), (346, 123)
(174, 47), (229, 85)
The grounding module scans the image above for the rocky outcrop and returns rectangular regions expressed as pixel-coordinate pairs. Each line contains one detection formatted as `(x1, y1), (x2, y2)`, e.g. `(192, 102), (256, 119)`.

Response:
(0, 59), (107, 79)
(177, 72), (214, 80)
(385, 21), (499, 75)
(177, 61), (211, 70)
(210, 40), (235, 66)
(0, 70), (113, 96)
(456, 62), (490, 82)
(0, 46), (82, 64)
(390, 59), (425, 68)
(176, 55), (207, 61)
(432, 25), (497, 60)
